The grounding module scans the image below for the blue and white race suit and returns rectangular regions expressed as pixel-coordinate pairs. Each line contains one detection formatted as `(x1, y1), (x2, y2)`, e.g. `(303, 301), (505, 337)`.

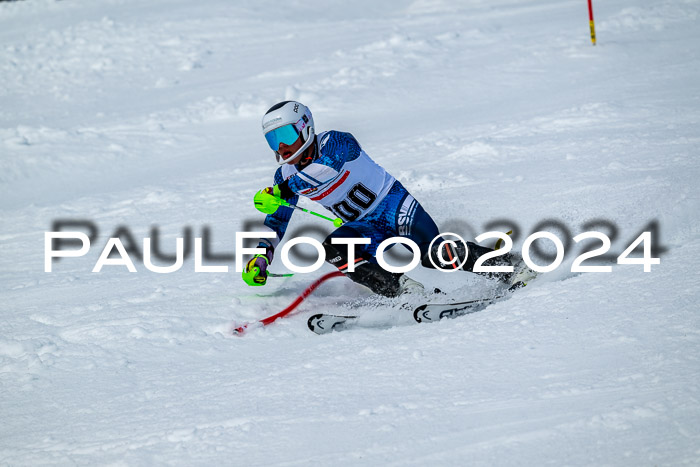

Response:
(259, 131), (440, 262)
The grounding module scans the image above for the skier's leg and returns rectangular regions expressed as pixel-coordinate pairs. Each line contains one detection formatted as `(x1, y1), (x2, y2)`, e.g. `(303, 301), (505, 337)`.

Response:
(381, 183), (534, 288)
(404, 200), (517, 282)
(322, 223), (404, 297)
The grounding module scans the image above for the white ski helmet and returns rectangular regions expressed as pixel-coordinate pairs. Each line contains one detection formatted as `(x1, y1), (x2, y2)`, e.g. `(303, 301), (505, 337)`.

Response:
(261, 101), (315, 165)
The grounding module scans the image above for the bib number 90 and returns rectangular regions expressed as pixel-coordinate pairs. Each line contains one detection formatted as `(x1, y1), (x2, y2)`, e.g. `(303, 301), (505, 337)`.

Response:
(330, 183), (377, 223)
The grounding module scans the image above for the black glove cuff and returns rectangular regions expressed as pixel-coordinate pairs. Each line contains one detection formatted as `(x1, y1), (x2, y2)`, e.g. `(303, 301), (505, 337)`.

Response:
(278, 180), (294, 199)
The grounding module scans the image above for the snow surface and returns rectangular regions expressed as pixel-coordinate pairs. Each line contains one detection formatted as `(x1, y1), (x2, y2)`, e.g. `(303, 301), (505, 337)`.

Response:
(2, 0), (700, 464)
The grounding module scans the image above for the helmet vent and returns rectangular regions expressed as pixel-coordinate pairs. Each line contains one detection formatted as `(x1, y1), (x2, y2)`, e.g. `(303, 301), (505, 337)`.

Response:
(265, 101), (293, 115)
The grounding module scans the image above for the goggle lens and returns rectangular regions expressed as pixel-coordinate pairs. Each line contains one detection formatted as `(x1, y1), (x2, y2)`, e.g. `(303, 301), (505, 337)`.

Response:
(264, 124), (300, 153)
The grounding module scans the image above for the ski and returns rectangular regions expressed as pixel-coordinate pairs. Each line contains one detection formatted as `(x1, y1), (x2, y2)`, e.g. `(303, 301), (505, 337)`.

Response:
(307, 296), (502, 334)
(412, 297), (498, 323)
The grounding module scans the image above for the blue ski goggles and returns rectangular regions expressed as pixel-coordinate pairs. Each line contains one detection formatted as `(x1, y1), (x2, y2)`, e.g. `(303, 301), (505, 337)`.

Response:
(264, 124), (301, 152)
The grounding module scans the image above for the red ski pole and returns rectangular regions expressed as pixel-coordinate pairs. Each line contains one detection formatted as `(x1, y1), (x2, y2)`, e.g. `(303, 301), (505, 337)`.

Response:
(233, 271), (344, 335)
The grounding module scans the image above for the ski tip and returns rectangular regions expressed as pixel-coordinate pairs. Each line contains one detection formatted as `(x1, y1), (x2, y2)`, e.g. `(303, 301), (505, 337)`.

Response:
(307, 313), (325, 333)
(306, 313), (333, 334)
(413, 304), (428, 323)
(307, 313), (357, 334)
(232, 324), (248, 335)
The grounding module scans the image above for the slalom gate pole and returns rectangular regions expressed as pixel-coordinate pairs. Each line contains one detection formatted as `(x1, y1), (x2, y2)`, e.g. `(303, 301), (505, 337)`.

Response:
(588, 0), (596, 45)
(232, 271), (344, 335)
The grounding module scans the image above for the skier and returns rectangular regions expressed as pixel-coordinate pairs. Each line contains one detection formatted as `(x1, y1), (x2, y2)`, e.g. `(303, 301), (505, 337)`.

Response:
(242, 100), (532, 297)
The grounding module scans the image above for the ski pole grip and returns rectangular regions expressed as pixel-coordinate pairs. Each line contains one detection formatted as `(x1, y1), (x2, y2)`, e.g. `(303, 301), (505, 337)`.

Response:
(254, 189), (283, 214)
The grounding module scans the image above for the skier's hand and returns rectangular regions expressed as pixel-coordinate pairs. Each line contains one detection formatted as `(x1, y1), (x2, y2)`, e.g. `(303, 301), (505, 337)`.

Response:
(254, 185), (284, 214)
(242, 254), (270, 286)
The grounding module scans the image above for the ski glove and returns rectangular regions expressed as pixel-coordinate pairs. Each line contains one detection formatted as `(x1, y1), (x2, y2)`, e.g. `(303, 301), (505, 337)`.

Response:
(242, 247), (274, 286)
(254, 185), (284, 214)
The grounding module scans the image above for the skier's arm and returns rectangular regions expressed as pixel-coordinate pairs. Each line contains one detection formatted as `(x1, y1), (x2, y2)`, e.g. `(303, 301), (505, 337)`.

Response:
(260, 169), (298, 249)
(243, 169), (298, 287)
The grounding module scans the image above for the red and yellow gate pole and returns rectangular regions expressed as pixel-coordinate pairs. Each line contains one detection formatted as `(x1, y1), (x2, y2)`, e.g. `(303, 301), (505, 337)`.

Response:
(588, 0), (597, 45)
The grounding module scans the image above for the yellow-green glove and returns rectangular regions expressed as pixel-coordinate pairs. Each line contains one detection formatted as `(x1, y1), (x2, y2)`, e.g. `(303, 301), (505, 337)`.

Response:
(253, 185), (285, 214)
(242, 254), (269, 286)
